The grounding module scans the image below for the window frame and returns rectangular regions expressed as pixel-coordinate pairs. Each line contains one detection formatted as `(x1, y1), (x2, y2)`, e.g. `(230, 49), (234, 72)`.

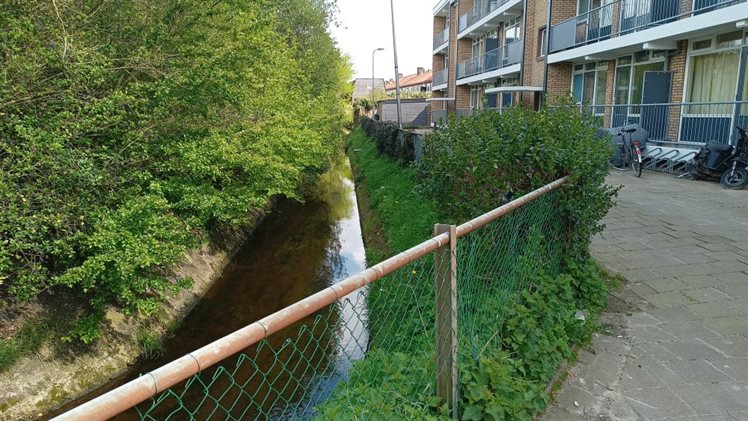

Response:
(537, 26), (547, 58)
(571, 61), (609, 115)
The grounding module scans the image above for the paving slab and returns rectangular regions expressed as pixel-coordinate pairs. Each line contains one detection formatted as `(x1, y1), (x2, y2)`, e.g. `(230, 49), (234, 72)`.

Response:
(544, 171), (748, 421)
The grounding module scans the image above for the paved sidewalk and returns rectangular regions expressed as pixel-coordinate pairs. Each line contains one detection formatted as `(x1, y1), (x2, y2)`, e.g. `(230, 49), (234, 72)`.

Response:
(544, 170), (748, 421)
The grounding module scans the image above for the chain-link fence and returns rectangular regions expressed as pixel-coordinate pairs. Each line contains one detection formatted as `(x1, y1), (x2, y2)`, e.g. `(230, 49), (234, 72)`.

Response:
(56, 178), (567, 421)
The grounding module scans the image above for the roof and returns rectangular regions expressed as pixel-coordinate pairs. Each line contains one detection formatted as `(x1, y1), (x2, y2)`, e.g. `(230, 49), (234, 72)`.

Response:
(352, 78), (385, 99)
(385, 70), (432, 91)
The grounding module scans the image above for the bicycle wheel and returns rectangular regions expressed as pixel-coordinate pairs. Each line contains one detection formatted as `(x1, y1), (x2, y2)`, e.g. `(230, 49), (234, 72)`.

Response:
(631, 154), (642, 177)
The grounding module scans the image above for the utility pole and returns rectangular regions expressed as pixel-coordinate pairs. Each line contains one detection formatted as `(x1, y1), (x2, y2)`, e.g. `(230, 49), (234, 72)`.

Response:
(372, 47), (384, 116)
(389, 0), (402, 129)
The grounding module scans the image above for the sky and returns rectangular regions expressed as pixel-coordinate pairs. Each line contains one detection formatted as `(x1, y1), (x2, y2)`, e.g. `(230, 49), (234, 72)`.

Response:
(329, 0), (434, 82)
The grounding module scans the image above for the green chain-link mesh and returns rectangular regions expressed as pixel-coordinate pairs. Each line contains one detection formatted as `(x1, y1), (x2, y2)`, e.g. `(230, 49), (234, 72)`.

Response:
(132, 190), (564, 420)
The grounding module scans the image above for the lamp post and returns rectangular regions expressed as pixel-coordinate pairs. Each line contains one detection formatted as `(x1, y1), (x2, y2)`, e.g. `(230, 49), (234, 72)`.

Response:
(371, 47), (384, 115)
(389, 0), (403, 128)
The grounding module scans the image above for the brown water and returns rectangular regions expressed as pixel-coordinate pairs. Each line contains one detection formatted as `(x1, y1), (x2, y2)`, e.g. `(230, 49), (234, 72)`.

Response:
(48, 158), (368, 420)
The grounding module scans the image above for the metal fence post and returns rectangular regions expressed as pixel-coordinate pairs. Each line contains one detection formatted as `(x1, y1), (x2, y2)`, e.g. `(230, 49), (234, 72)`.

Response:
(434, 223), (458, 419)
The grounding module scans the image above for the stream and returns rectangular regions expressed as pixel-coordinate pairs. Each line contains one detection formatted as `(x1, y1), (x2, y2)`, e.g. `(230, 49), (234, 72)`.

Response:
(48, 157), (368, 419)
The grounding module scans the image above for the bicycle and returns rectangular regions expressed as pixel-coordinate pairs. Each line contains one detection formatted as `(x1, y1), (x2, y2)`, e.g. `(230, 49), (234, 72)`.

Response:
(619, 127), (643, 178)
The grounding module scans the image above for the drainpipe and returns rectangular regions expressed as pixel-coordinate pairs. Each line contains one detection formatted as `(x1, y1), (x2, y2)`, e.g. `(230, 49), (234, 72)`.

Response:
(519, 0), (528, 103)
(452, 0), (458, 115)
(543, 0), (553, 102)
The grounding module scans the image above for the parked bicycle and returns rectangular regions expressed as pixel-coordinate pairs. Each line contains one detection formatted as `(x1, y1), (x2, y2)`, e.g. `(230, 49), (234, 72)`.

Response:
(619, 127), (643, 178)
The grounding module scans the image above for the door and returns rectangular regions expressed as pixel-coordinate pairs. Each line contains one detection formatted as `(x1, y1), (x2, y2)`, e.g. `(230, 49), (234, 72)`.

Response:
(733, 48), (748, 144)
(487, 93), (498, 109)
(641, 71), (671, 140)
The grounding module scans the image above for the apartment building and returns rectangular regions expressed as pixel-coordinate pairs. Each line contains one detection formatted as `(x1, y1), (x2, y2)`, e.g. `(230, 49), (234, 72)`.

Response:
(432, 0), (747, 144)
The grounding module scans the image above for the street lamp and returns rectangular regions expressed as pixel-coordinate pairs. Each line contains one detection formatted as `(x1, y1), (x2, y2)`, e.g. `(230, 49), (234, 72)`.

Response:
(371, 48), (384, 114)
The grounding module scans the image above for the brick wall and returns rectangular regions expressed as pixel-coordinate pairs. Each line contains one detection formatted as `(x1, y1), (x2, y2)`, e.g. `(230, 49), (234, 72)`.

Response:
(456, 85), (472, 110)
(547, 62), (572, 100)
(603, 60), (616, 127)
(667, 40), (689, 140)
(551, 0), (576, 25)
(432, 90), (445, 112)
(433, 54), (446, 71)
(459, 0), (475, 17)
(457, 38), (473, 62)
(434, 16), (445, 35)
(522, 0), (549, 106)
(447, 2), (459, 113)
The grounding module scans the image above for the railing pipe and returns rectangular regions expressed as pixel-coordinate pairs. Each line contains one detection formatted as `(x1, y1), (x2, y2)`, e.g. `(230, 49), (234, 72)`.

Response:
(457, 177), (568, 237)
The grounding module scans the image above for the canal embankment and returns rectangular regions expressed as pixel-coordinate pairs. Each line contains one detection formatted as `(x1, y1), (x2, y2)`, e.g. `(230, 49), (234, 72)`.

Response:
(0, 209), (268, 420)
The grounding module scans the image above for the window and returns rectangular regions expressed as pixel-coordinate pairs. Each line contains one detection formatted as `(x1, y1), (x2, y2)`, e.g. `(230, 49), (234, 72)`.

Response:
(503, 18), (520, 46)
(470, 86), (481, 109)
(687, 50), (739, 106)
(613, 51), (665, 112)
(537, 27), (547, 57)
(685, 31), (746, 114)
(572, 62), (608, 114)
(472, 37), (484, 58)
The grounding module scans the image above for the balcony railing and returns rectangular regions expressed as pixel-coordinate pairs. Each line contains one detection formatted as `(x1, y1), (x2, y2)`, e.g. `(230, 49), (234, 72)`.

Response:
(458, 0), (505, 33)
(432, 69), (448, 87)
(576, 101), (748, 144)
(456, 40), (523, 80)
(549, 0), (746, 53)
(433, 28), (449, 49)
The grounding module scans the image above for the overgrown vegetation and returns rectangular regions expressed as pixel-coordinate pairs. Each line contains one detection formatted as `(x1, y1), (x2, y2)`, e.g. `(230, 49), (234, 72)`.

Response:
(419, 103), (618, 256)
(0, 0), (352, 344)
(320, 103), (616, 419)
(360, 117), (420, 164)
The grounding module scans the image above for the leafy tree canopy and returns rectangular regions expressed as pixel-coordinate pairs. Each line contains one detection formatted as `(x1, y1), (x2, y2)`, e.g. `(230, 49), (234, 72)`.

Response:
(0, 0), (352, 342)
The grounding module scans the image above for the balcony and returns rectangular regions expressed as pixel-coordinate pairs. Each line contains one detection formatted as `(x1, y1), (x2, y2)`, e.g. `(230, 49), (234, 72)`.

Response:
(456, 40), (523, 81)
(458, 0), (523, 38)
(433, 28), (449, 52)
(432, 69), (448, 88)
(549, 0), (746, 54)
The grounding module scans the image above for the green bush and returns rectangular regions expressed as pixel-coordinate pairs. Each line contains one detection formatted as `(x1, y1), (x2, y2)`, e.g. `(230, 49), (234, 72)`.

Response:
(0, 0), (352, 342)
(360, 117), (418, 164)
(419, 104), (618, 257)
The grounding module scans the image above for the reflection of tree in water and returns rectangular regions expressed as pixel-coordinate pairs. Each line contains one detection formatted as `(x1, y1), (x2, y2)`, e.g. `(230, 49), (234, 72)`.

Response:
(318, 227), (345, 284)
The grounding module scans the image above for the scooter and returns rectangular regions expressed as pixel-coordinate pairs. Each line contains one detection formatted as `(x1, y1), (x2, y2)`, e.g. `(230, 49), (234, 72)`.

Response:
(687, 126), (748, 190)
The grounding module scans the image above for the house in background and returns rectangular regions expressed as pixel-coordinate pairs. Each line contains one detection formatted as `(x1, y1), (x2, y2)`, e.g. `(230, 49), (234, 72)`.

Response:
(385, 67), (433, 94)
(352, 78), (386, 101)
(431, 0), (748, 144)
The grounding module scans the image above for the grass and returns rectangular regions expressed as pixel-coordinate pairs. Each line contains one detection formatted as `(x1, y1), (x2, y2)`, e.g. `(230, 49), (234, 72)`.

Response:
(347, 127), (437, 257)
(137, 327), (166, 359)
(0, 319), (59, 372)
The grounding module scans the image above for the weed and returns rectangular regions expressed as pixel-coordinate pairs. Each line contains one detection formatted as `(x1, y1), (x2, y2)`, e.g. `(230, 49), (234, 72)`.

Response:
(137, 328), (165, 359)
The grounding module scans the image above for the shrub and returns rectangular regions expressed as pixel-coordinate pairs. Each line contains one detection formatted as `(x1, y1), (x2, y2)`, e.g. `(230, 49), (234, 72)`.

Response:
(360, 117), (418, 164)
(419, 104), (618, 257)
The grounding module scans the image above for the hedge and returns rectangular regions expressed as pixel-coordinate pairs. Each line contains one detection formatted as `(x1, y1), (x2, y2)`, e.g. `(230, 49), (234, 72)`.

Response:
(359, 117), (418, 164)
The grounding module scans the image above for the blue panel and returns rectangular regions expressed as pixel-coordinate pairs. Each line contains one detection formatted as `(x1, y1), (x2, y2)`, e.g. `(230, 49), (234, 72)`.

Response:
(681, 117), (731, 144)
(572, 75), (583, 103)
